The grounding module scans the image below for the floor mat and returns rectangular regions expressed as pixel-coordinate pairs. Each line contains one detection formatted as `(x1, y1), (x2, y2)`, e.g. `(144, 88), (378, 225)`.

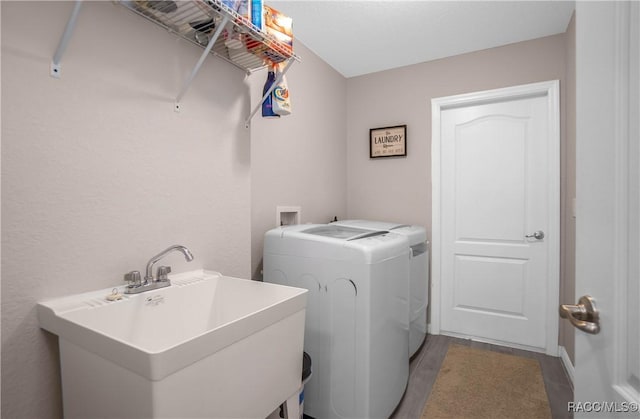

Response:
(421, 344), (552, 419)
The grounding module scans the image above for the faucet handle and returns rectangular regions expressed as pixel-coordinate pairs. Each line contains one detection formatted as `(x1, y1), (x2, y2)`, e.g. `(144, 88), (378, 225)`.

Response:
(124, 271), (142, 287)
(156, 266), (172, 282)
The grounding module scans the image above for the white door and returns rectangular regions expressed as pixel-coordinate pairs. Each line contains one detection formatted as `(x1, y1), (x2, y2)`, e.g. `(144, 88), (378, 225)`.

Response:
(570, 1), (640, 416)
(432, 81), (560, 355)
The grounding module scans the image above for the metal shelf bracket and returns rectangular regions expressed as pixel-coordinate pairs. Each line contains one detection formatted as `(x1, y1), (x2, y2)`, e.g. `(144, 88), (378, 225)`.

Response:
(244, 58), (296, 128)
(51, 0), (82, 79)
(175, 15), (230, 112)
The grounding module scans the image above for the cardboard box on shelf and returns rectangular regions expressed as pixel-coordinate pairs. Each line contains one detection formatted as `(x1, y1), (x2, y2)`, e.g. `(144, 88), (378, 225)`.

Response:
(250, 0), (264, 30)
(221, 0), (248, 17)
(263, 4), (293, 54)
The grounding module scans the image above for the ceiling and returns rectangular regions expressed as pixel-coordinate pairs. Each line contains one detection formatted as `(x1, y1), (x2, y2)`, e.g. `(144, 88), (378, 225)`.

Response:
(268, 0), (576, 78)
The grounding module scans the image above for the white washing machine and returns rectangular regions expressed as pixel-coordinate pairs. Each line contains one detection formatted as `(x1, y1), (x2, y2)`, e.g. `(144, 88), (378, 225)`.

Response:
(332, 220), (429, 357)
(263, 224), (410, 419)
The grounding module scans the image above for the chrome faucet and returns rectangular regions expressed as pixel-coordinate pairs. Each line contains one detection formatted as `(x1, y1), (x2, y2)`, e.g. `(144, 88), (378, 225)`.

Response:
(124, 245), (194, 294)
(144, 245), (194, 282)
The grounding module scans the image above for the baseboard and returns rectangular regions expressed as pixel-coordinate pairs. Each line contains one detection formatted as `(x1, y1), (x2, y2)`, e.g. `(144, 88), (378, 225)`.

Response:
(437, 330), (550, 354)
(558, 345), (575, 388)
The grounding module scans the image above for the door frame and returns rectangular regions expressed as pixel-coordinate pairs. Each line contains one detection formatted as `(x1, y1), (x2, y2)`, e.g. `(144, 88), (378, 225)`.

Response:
(431, 80), (560, 355)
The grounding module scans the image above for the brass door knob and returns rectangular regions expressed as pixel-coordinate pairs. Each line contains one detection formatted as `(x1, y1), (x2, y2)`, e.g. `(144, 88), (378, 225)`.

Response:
(559, 295), (600, 334)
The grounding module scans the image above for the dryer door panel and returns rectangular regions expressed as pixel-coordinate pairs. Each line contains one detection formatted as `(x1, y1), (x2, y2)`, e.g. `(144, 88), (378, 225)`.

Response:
(329, 278), (357, 418)
(294, 273), (323, 418)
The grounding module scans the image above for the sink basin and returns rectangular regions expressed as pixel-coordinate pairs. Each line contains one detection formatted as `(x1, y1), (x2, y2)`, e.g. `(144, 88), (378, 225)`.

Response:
(38, 269), (308, 418)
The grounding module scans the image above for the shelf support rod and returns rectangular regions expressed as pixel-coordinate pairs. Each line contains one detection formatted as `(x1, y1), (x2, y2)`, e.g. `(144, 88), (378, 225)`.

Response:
(175, 15), (230, 111)
(51, 0), (83, 78)
(244, 58), (295, 127)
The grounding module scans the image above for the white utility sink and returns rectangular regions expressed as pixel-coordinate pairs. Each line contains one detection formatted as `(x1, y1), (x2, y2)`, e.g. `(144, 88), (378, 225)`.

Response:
(38, 270), (308, 419)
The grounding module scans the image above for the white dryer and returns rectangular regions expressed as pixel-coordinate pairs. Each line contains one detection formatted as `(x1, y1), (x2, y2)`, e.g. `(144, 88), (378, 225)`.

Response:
(332, 220), (429, 357)
(263, 224), (410, 419)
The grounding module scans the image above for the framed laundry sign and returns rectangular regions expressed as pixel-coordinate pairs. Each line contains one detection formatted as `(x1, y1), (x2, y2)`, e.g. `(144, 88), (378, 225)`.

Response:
(369, 125), (407, 158)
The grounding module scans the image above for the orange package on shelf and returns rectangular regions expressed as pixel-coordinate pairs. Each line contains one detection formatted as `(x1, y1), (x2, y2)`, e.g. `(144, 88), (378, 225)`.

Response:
(263, 4), (293, 55)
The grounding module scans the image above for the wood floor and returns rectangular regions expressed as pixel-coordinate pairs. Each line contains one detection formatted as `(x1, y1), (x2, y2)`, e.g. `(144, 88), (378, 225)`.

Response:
(391, 334), (574, 419)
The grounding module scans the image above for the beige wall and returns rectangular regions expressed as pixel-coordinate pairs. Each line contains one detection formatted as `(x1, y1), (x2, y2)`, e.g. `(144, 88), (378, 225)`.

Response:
(2, 2), (348, 416)
(249, 44), (347, 280)
(345, 33), (575, 354)
(1, 2), (253, 417)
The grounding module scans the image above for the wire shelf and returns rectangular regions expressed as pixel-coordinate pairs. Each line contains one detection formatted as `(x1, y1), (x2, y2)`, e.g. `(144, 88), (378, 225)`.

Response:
(121, 0), (300, 73)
